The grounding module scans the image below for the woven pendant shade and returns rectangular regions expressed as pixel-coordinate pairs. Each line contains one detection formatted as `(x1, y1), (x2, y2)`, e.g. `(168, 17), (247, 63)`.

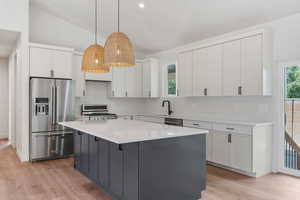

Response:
(104, 32), (135, 67)
(82, 44), (109, 73)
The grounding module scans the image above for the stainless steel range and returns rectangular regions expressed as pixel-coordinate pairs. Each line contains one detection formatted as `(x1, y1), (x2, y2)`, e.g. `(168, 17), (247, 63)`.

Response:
(81, 104), (118, 120)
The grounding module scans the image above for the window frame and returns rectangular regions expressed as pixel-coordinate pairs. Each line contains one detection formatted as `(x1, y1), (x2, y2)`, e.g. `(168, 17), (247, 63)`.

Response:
(165, 62), (178, 97)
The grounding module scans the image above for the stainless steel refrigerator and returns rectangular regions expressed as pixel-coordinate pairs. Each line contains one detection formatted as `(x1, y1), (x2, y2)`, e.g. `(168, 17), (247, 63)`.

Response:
(30, 78), (74, 161)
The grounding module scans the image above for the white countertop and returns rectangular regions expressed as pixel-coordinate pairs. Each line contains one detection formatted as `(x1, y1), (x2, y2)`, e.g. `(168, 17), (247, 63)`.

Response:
(120, 114), (272, 127)
(59, 119), (208, 144)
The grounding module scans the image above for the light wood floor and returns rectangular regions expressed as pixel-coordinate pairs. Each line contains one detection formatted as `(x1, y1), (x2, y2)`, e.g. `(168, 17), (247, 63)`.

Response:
(1, 140), (300, 200)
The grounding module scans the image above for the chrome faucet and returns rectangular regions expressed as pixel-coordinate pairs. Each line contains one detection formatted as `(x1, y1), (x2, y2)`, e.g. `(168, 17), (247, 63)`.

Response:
(162, 100), (173, 116)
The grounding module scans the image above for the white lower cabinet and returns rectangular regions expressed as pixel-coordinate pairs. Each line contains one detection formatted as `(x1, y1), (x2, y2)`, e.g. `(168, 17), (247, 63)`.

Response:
(206, 132), (213, 162)
(212, 131), (231, 166)
(183, 119), (272, 177)
(212, 131), (252, 173)
(230, 133), (252, 172)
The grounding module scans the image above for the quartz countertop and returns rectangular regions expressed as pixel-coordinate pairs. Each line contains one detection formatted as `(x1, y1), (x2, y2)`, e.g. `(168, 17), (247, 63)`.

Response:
(59, 119), (208, 144)
(119, 114), (272, 127)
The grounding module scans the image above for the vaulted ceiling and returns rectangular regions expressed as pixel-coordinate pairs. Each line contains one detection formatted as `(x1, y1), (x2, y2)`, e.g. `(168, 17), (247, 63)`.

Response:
(30, 0), (300, 55)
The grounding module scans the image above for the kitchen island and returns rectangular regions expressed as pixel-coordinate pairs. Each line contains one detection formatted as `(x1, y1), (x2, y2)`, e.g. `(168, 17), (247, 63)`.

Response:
(60, 119), (208, 200)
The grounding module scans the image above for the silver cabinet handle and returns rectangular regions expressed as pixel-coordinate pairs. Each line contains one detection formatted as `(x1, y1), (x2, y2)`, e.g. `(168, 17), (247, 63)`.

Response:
(226, 127), (234, 130)
(238, 86), (242, 95)
(193, 123), (200, 126)
(204, 88), (208, 96)
(50, 70), (54, 78)
(228, 134), (232, 143)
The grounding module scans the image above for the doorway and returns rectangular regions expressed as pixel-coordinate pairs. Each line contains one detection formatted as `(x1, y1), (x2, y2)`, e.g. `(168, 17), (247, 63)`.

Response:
(282, 64), (300, 176)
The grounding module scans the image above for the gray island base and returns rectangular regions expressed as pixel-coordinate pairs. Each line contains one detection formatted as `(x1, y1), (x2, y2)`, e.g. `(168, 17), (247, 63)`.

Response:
(74, 132), (206, 200)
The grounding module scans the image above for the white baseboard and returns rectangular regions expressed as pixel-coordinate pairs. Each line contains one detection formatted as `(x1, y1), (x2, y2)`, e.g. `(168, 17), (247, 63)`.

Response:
(0, 132), (8, 139)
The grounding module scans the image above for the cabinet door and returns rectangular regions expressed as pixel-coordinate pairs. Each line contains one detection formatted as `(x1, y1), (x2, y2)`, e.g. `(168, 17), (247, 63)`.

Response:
(222, 40), (241, 96)
(206, 132), (213, 162)
(73, 55), (86, 97)
(142, 61), (151, 97)
(230, 134), (252, 172)
(178, 51), (193, 97)
(111, 67), (126, 97)
(89, 136), (99, 183)
(126, 66), (138, 97)
(51, 50), (73, 79)
(212, 131), (230, 166)
(80, 133), (89, 176)
(74, 132), (81, 170)
(30, 47), (52, 77)
(109, 143), (124, 199)
(98, 139), (109, 188)
(123, 143), (139, 200)
(193, 46), (222, 96)
(85, 72), (112, 81)
(241, 35), (263, 96)
(136, 63), (143, 97)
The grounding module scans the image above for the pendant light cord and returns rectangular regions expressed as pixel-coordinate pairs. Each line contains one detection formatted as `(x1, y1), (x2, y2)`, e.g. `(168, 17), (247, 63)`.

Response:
(118, 0), (120, 32)
(95, 0), (98, 44)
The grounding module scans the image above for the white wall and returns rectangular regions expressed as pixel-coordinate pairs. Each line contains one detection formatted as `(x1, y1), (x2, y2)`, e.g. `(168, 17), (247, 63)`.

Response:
(0, 0), (29, 161)
(75, 81), (145, 117)
(0, 58), (8, 139)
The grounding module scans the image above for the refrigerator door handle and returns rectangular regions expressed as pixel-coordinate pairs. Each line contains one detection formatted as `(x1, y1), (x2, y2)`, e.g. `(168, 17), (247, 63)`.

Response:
(51, 86), (55, 126)
(56, 85), (60, 124)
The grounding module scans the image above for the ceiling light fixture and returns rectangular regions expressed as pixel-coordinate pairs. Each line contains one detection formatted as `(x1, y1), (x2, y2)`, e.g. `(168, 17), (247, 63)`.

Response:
(82, 0), (109, 73)
(138, 3), (145, 9)
(104, 0), (135, 67)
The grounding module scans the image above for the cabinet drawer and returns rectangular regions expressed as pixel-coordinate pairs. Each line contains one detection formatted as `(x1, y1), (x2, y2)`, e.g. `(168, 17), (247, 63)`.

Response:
(213, 123), (252, 135)
(183, 120), (212, 130)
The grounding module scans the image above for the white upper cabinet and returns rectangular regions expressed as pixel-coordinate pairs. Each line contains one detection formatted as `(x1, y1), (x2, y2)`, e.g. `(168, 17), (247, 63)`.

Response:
(241, 34), (263, 96)
(111, 67), (127, 97)
(29, 44), (73, 79)
(51, 50), (72, 79)
(222, 40), (242, 96)
(85, 72), (112, 82)
(30, 47), (52, 78)
(126, 64), (143, 97)
(177, 51), (193, 97)
(177, 29), (272, 97)
(193, 45), (222, 96)
(142, 61), (151, 97)
(111, 58), (159, 98)
(73, 54), (86, 97)
(142, 59), (159, 98)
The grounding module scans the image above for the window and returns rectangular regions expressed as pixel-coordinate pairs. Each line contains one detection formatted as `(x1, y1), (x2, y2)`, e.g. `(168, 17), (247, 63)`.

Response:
(167, 64), (177, 96)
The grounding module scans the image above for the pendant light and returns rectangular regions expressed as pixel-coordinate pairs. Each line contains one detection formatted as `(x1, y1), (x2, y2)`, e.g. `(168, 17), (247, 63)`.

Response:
(82, 0), (109, 73)
(104, 0), (135, 67)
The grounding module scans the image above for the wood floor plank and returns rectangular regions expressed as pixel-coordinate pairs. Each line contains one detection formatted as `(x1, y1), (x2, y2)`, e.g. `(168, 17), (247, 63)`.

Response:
(0, 140), (300, 200)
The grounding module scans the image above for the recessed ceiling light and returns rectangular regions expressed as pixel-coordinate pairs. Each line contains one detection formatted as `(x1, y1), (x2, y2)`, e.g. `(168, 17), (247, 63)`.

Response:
(138, 3), (145, 9)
